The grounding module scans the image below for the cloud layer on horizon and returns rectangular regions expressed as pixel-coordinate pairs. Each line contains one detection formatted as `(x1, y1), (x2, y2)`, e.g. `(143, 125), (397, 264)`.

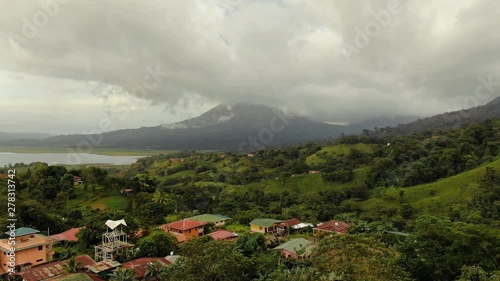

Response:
(1, 0), (500, 133)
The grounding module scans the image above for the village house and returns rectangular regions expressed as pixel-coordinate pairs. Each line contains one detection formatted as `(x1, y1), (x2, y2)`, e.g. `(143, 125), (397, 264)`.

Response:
(73, 176), (84, 186)
(161, 219), (206, 243)
(122, 188), (134, 194)
(44, 273), (104, 281)
(49, 227), (82, 243)
(313, 220), (352, 235)
(273, 238), (313, 259)
(278, 218), (302, 234)
(188, 214), (231, 227)
(249, 219), (282, 234)
(207, 230), (238, 241)
(87, 259), (121, 280)
(0, 227), (54, 274)
(291, 222), (315, 231)
(120, 257), (171, 280)
(12, 255), (95, 281)
(165, 253), (181, 264)
(169, 158), (184, 163)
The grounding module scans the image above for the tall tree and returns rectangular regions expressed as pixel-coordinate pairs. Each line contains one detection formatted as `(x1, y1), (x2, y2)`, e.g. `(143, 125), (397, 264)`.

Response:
(145, 260), (168, 281)
(137, 231), (178, 258)
(62, 257), (82, 274)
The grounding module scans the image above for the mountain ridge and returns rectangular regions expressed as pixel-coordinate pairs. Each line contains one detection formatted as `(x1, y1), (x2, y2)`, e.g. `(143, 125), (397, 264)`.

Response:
(374, 95), (500, 135)
(1, 98), (498, 150)
(0, 131), (53, 142)
(1, 104), (344, 150)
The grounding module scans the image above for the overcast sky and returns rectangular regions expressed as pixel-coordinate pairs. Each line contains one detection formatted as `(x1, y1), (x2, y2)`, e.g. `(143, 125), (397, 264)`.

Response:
(1, 0), (499, 134)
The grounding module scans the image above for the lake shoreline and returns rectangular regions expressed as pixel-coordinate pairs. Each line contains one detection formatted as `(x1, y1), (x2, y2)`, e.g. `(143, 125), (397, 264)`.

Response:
(0, 146), (174, 156)
(0, 152), (146, 166)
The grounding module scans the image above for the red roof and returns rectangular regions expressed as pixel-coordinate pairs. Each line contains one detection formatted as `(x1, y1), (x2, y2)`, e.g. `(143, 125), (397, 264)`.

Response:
(207, 230), (235, 240)
(14, 255), (94, 281)
(16, 261), (65, 281)
(280, 218), (301, 227)
(46, 272), (105, 281)
(75, 255), (96, 267)
(314, 221), (352, 234)
(50, 227), (82, 242)
(172, 233), (188, 243)
(121, 257), (171, 278)
(163, 219), (206, 231)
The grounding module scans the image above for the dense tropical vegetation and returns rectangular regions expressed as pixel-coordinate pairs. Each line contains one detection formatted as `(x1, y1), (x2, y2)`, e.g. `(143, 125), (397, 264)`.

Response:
(0, 118), (499, 280)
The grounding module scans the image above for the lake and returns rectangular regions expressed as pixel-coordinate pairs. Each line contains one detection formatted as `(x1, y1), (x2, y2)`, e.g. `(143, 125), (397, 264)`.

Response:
(0, 152), (144, 166)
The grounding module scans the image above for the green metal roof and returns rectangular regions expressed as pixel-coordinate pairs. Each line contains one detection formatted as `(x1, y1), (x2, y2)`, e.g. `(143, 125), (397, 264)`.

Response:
(273, 238), (313, 255)
(4, 227), (39, 237)
(249, 219), (282, 228)
(188, 214), (231, 223)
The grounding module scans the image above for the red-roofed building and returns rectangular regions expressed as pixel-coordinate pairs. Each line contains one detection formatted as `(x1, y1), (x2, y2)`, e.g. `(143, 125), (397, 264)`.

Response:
(207, 230), (237, 241)
(172, 233), (188, 243)
(120, 257), (171, 279)
(280, 218), (301, 228)
(13, 260), (65, 281)
(76, 255), (96, 268)
(277, 218), (302, 234)
(12, 255), (95, 281)
(160, 219), (206, 241)
(74, 176), (83, 186)
(50, 227), (83, 242)
(45, 272), (105, 281)
(313, 221), (352, 235)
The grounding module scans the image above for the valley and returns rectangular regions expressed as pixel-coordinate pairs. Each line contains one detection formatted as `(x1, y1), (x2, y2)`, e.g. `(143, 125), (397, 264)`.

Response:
(1, 117), (498, 280)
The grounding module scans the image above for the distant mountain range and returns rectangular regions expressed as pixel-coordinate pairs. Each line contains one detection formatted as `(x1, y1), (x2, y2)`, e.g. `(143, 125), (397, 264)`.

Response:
(0, 131), (53, 142)
(1, 97), (498, 151)
(0, 104), (414, 150)
(1, 104), (347, 150)
(375, 96), (500, 135)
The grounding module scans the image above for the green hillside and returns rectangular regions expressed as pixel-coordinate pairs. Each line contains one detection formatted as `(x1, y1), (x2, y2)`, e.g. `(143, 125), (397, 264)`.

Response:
(306, 143), (377, 165)
(245, 166), (370, 194)
(359, 157), (500, 217)
(2, 118), (498, 281)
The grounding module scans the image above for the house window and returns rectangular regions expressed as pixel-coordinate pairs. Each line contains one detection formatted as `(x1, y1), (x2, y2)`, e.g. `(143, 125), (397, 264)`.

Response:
(36, 259), (43, 262)
(38, 245), (43, 251)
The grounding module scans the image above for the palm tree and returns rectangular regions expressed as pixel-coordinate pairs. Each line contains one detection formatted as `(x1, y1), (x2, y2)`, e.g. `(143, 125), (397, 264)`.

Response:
(60, 247), (74, 260)
(62, 257), (82, 273)
(145, 260), (167, 281)
(152, 188), (170, 205)
(109, 268), (136, 281)
(376, 221), (394, 233)
(353, 220), (369, 233)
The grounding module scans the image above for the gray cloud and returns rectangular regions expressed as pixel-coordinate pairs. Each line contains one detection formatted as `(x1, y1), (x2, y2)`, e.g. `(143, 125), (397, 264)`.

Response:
(1, 0), (500, 128)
